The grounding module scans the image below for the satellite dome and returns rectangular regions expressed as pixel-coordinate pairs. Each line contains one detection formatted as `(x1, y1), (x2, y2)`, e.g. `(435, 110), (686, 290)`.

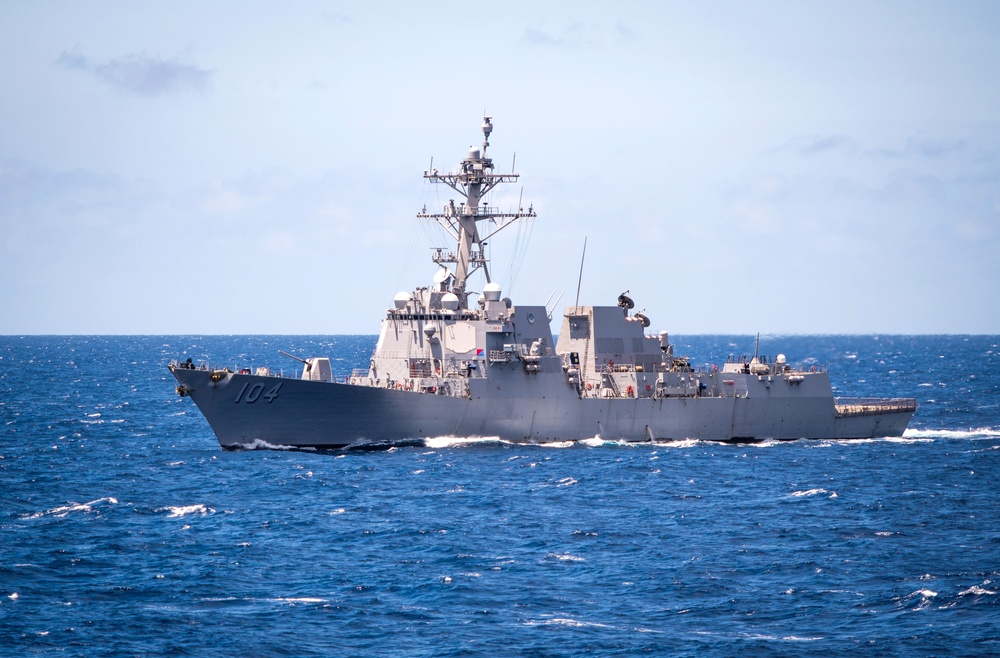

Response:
(433, 267), (450, 284)
(393, 291), (410, 309)
(483, 282), (502, 302)
(441, 292), (460, 310)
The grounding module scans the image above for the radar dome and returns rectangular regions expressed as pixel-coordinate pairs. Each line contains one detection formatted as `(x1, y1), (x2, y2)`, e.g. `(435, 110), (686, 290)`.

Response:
(483, 282), (502, 302)
(441, 292), (460, 310)
(393, 291), (410, 309)
(776, 354), (787, 365)
(433, 267), (451, 284)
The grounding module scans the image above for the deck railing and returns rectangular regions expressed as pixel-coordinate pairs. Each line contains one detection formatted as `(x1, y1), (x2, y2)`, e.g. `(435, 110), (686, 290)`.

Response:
(834, 398), (918, 417)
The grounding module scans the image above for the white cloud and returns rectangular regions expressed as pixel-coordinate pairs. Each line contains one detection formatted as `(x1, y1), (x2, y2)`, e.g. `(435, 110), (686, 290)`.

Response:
(58, 49), (212, 96)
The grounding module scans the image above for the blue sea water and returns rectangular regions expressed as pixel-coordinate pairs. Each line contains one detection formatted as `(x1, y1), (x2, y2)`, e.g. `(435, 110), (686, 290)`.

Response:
(1, 334), (998, 657)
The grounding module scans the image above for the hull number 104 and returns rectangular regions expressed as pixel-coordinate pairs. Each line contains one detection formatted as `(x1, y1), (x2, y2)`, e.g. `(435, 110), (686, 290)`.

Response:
(234, 381), (282, 404)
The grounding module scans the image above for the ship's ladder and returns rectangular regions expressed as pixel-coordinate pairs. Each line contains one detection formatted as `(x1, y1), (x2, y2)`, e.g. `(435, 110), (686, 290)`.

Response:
(603, 365), (623, 398)
(580, 309), (594, 395)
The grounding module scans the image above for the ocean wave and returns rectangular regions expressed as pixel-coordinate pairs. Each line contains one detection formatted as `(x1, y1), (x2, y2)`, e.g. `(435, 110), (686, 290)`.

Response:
(234, 439), (311, 451)
(652, 438), (702, 449)
(747, 439), (785, 448)
(789, 489), (829, 497)
(903, 427), (1000, 440)
(269, 597), (326, 605)
(162, 504), (215, 518)
(526, 617), (612, 629)
(959, 582), (997, 597)
(694, 630), (824, 642)
(537, 440), (576, 449)
(422, 435), (509, 449)
(24, 496), (118, 519)
(895, 588), (939, 611)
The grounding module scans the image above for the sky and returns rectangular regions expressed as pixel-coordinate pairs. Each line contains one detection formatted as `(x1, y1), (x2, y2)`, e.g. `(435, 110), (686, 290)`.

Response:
(2, 1), (998, 335)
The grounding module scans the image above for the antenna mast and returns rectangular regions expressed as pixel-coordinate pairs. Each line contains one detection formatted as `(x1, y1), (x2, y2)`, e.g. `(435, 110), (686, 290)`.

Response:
(417, 117), (536, 308)
(575, 237), (588, 306)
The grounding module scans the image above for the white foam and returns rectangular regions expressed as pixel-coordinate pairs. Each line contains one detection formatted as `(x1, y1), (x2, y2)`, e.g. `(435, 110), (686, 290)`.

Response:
(779, 636), (824, 642)
(904, 427), (1000, 440)
(959, 584), (997, 596)
(422, 435), (508, 448)
(546, 552), (586, 562)
(555, 477), (577, 487)
(885, 436), (934, 444)
(164, 504), (214, 518)
(270, 597), (325, 604)
(527, 617), (611, 629)
(25, 497), (118, 519)
(653, 439), (701, 449)
(537, 440), (575, 449)
(747, 439), (784, 448)
(898, 588), (938, 609)
(790, 489), (827, 497)
(235, 439), (310, 451)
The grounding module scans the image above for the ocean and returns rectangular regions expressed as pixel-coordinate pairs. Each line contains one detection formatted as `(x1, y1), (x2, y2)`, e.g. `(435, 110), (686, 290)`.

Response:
(1, 334), (998, 656)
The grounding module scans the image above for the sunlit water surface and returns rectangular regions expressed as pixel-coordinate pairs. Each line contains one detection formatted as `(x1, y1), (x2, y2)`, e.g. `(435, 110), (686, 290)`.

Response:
(2, 335), (998, 656)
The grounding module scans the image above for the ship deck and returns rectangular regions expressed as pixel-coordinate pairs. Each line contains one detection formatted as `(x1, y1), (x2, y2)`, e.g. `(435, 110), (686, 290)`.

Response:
(835, 398), (918, 417)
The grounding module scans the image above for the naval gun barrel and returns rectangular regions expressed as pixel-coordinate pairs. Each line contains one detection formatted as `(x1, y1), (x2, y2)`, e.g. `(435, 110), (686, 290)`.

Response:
(278, 350), (310, 366)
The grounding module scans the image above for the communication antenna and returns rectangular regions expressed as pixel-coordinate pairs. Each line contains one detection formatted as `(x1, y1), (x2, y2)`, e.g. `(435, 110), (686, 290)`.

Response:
(574, 237), (588, 306)
(547, 290), (565, 320)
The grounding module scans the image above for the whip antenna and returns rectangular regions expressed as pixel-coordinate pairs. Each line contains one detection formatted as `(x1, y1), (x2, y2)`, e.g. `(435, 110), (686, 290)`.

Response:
(574, 237), (587, 306)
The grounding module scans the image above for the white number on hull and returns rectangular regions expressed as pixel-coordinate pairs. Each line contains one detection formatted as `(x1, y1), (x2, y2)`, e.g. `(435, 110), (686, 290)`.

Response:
(234, 381), (282, 403)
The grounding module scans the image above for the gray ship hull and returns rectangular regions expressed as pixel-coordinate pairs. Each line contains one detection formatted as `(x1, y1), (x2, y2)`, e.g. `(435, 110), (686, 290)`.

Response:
(167, 118), (917, 449)
(170, 366), (915, 449)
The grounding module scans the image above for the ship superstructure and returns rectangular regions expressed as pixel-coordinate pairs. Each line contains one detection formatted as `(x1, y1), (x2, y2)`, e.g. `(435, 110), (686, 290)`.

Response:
(170, 118), (916, 449)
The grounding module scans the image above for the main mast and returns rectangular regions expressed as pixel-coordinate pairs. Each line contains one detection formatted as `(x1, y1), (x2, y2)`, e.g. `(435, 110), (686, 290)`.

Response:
(417, 117), (536, 308)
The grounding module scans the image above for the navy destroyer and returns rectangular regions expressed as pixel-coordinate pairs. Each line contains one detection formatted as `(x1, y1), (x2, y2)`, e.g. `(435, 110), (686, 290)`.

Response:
(170, 118), (917, 449)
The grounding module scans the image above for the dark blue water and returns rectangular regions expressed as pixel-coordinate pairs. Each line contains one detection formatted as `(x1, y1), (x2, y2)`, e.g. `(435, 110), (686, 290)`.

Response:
(2, 335), (998, 656)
